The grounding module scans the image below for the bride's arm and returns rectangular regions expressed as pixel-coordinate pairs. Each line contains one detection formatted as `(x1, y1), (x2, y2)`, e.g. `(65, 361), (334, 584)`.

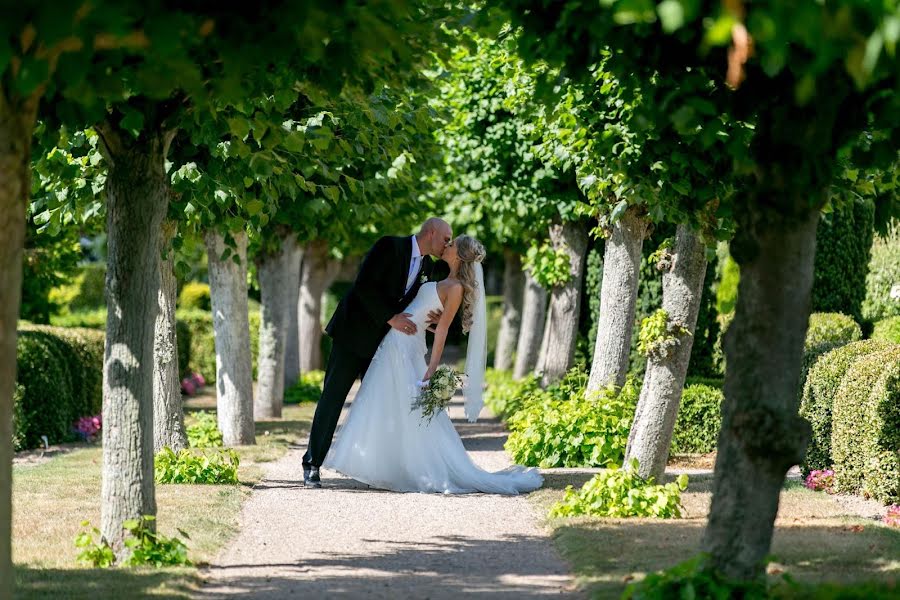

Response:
(423, 284), (463, 381)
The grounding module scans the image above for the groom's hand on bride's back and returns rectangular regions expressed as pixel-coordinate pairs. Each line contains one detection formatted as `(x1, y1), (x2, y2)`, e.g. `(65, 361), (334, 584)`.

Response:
(425, 309), (443, 333)
(388, 312), (417, 335)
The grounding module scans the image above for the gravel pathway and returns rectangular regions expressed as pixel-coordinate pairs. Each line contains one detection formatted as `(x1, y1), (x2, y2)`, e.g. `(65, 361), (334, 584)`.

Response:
(197, 389), (576, 598)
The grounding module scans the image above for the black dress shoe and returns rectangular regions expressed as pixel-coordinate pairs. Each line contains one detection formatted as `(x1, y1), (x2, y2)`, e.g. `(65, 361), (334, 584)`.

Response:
(303, 464), (322, 488)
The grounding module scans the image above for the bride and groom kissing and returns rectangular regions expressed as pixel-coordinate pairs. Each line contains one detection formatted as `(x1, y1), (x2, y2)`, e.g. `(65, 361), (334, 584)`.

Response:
(301, 217), (542, 494)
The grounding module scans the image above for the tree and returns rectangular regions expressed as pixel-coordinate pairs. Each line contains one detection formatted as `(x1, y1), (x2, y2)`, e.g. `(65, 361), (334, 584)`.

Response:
(429, 28), (589, 384)
(496, 0), (900, 581)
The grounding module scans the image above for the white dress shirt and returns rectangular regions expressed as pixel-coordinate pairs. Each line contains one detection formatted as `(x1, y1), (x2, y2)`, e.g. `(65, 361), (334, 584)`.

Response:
(405, 235), (422, 294)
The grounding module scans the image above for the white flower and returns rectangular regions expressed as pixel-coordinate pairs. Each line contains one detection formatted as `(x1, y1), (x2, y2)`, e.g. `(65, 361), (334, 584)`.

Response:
(420, 273), (428, 284)
(890, 283), (900, 302)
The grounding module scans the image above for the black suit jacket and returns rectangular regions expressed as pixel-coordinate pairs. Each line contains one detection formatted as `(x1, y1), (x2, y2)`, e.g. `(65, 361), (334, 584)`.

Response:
(325, 236), (435, 359)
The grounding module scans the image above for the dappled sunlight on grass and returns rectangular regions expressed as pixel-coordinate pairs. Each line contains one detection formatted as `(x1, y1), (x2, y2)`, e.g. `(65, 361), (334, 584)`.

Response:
(12, 401), (315, 597)
(532, 474), (900, 599)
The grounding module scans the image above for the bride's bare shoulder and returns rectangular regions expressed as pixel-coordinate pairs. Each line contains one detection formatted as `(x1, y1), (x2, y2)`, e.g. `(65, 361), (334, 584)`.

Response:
(436, 278), (463, 301)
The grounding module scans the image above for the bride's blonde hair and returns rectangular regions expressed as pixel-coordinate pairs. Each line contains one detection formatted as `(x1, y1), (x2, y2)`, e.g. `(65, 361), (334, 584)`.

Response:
(455, 235), (486, 333)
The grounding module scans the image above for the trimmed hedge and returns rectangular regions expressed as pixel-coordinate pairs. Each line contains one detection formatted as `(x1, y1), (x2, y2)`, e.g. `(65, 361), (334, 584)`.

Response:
(48, 263), (106, 313)
(49, 309), (191, 377)
(862, 224), (900, 322)
(799, 339), (888, 475)
(872, 316), (900, 344)
(811, 199), (874, 323)
(176, 308), (260, 382)
(670, 384), (723, 454)
(12, 384), (25, 450)
(178, 281), (211, 311)
(15, 326), (104, 450)
(805, 312), (862, 354)
(49, 308), (107, 329)
(831, 346), (900, 503)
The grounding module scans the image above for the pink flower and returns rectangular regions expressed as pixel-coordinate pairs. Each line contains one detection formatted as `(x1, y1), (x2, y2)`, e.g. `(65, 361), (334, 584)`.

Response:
(191, 372), (205, 387)
(181, 378), (196, 395)
(804, 469), (836, 493)
(886, 505), (900, 528)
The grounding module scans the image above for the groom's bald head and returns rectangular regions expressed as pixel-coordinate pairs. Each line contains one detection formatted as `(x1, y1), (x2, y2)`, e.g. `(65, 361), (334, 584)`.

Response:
(417, 217), (453, 259)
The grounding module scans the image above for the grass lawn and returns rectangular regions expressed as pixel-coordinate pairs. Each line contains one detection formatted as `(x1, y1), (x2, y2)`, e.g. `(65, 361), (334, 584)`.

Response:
(12, 400), (315, 599)
(531, 470), (900, 599)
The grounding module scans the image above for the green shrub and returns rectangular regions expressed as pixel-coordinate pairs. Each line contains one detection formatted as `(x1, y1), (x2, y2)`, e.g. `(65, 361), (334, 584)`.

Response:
(687, 259), (723, 378)
(12, 384), (25, 451)
(186, 411), (223, 448)
(77, 516), (191, 568)
(715, 246), (739, 315)
(175, 308), (260, 382)
(805, 312), (862, 355)
(49, 263), (106, 313)
(670, 384), (723, 454)
(505, 371), (638, 468)
(485, 295), (503, 365)
(799, 339), (888, 474)
(154, 447), (239, 484)
(583, 246), (603, 361)
(831, 346), (900, 503)
(15, 329), (74, 448)
(177, 281), (211, 311)
(872, 316), (900, 344)
(684, 376), (724, 389)
(49, 308), (107, 329)
(175, 319), (191, 377)
(483, 368), (541, 422)
(284, 370), (325, 404)
(622, 554), (900, 600)
(550, 459), (688, 518)
(862, 223), (900, 322)
(15, 325), (104, 450)
(811, 199), (875, 323)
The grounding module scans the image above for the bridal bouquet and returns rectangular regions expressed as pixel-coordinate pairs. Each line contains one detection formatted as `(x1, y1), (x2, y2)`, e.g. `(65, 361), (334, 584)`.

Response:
(412, 365), (465, 424)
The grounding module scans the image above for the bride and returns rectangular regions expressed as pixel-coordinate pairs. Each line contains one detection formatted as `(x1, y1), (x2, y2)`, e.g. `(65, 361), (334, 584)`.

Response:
(324, 235), (543, 495)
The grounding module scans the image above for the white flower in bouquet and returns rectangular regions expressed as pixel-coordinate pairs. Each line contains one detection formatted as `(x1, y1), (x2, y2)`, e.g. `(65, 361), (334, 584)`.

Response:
(411, 365), (465, 424)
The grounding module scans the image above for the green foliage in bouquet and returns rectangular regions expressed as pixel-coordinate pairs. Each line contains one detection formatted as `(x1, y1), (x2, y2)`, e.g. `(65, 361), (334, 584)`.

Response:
(550, 459), (688, 519)
(185, 410), (224, 448)
(155, 448), (239, 485)
(412, 365), (464, 423)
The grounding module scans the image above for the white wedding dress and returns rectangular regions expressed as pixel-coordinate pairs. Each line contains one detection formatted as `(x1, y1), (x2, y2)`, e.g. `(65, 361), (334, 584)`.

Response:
(324, 281), (543, 494)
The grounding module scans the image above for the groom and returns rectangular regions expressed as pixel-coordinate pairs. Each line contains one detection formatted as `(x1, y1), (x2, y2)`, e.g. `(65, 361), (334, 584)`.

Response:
(302, 217), (453, 487)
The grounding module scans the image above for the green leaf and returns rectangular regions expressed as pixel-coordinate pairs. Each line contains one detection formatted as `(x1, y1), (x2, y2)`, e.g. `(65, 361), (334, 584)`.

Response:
(119, 108), (145, 138)
(227, 118), (251, 140)
(244, 199), (264, 216)
(610, 199), (629, 222)
(657, 0), (685, 33)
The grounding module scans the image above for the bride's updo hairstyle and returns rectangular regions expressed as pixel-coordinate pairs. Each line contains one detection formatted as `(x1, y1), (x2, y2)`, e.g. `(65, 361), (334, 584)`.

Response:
(455, 235), (486, 333)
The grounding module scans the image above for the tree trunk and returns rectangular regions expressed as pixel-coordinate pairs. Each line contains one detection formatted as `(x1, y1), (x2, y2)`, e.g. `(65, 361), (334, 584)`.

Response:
(625, 224), (707, 481)
(206, 229), (255, 446)
(255, 232), (296, 419)
(0, 90), (38, 598)
(536, 302), (553, 374)
(282, 241), (304, 389)
(493, 250), (524, 371)
(540, 221), (590, 387)
(299, 240), (340, 373)
(513, 273), (548, 380)
(587, 207), (648, 393)
(153, 219), (188, 453)
(702, 208), (818, 580)
(98, 123), (174, 555)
